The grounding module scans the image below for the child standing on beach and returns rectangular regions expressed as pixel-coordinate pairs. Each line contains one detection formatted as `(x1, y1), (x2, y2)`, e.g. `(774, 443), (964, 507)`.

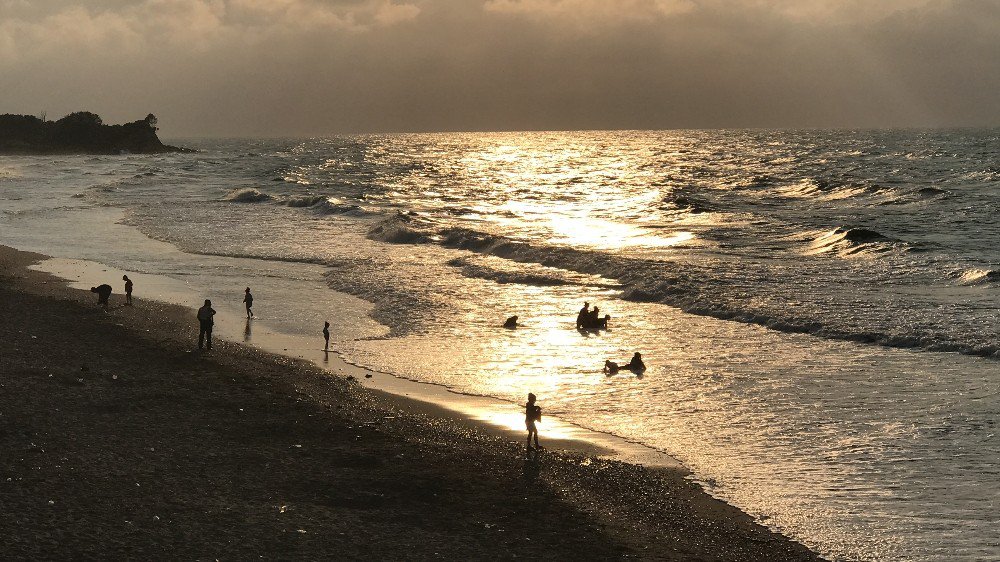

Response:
(123, 275), (133, 306)
(525, 393), (542, 452)
(243, 287), (254, 319)
(323, 321), (330, 349)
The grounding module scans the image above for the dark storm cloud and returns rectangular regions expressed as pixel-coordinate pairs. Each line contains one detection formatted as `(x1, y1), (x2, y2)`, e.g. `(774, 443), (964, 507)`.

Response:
(1, 0), (997, 135)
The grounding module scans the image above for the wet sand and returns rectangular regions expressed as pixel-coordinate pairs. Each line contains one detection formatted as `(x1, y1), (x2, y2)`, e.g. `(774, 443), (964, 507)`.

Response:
(0, 245), (822, 560)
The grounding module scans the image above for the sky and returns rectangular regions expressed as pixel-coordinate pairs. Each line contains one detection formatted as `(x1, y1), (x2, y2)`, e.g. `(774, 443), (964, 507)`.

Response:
(1, 0), (998, 136)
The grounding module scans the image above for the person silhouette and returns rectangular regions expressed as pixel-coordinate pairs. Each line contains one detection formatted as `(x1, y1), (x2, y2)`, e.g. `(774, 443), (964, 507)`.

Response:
(197, 299), (216, 350)
(243, 287), (254, 319)
(576, 302), (590, 329)
(122, 275), (133, 306)
(90, 284), (112, 311)
(525, 393), (542, 452)
(603, 359), (620, 375)
(323, 321), (330, 350)
(503, 315), (518, 329)
(624, 352), (646, 372)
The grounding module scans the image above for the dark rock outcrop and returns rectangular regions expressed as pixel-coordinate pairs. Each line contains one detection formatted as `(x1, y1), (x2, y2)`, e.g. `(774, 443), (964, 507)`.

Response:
(0, 112), (192, 154)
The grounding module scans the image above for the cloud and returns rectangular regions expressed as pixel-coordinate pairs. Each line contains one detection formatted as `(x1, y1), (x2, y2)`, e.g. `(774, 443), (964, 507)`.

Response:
(0, 0), (997, 134)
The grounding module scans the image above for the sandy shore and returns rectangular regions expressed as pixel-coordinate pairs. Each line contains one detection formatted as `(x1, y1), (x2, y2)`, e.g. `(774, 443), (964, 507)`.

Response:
(0, 245), (822, 560)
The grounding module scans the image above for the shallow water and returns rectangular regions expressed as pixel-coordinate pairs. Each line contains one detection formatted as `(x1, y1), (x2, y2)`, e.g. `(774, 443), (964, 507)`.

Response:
(3, 129), (1000, 560)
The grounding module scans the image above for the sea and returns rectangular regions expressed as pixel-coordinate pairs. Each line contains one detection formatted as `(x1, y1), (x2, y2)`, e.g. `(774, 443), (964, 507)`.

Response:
(3, 129), (1000, 561)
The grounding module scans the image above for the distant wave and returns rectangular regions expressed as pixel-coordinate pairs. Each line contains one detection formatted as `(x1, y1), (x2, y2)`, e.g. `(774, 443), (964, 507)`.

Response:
(284, 195), (328, 208)
(446, 257), (584, 287)
(367, 212), (433, 244)
(224, 187), (271, 203)
(661, 190), (715, 214)
(955, 268), (1000, 285)
(806, 227), (904, 256)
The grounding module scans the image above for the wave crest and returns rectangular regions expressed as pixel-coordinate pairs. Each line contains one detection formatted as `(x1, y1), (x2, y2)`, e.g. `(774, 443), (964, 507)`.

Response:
(224, 188), (271, 203)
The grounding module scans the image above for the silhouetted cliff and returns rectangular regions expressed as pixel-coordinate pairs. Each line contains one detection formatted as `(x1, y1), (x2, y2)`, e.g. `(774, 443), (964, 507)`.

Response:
(0, 112), (191, 154)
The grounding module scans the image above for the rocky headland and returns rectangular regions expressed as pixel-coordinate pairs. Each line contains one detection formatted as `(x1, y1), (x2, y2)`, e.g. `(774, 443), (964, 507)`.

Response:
(0, 112), (191, 155)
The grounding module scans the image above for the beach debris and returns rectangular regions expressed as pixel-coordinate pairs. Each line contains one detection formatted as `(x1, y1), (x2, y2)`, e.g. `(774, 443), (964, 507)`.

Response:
(292, 444), (302, 448)
(47, 500), (54, 505)
(153, 516), (160, 522)
(296, 529), (307, 534)
(364, 374), (373, 378)
(279, 505), (287, 513)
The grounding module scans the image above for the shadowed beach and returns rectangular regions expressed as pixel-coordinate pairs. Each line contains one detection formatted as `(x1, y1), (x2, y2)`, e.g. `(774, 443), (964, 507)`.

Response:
(0, 245), (820, 560)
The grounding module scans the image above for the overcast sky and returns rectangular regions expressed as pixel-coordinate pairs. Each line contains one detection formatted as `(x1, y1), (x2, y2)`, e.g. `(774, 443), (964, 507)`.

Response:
(1, 0), (998, 136)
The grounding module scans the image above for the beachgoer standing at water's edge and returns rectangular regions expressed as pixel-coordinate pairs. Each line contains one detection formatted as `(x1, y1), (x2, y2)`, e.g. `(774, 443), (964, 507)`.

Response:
(123, 275), (133, 306)
(197, 299), (216, 350)
(323, 321), (330, 349)
(525, 393), (542, 452)
(243, 287), (254, 319)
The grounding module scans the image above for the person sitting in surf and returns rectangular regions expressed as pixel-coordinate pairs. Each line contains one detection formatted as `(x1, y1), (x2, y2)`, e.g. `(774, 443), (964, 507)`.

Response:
(576, 302), (590, 329)
(623, 352), (645, 372)
(603, 360), (620, 375)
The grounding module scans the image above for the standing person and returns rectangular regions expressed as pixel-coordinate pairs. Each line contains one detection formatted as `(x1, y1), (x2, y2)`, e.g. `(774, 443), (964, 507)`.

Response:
(122, 275), (133, 306)
(90, 284), (112, 311)
(525, 393), (542, 452)
(243, 287), (254, 319)
(323, 321), (330, 350)
(575, 302), (590, 329)
(197, 299), (216, 350)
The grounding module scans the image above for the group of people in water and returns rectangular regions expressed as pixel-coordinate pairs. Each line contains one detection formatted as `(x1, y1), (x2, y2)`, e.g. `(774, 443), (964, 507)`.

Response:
(575, 301), (611, 330)
(512, 300), (648, 454)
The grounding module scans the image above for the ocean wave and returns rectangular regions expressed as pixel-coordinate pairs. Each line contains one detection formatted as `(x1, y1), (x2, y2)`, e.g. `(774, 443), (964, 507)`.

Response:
(370, 223), (1000, 357)
(955, 269), (1000, 285)
(806, 227), (903, 256)
(224, 188), (272, 203)
(367, 212), (433, 244)
(446, 257), (581, 287)
(661, 190), (714, 214)
(284, 195), (328, 208)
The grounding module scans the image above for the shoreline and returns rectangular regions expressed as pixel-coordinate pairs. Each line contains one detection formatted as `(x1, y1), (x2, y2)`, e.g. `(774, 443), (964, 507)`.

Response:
(30, 255), (682, 469)
(0, 244), (823, 560)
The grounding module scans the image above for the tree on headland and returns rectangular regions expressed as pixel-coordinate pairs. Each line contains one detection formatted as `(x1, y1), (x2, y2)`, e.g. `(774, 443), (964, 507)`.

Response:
(145, 113), (158, 130)
(56, 111), (104, 128)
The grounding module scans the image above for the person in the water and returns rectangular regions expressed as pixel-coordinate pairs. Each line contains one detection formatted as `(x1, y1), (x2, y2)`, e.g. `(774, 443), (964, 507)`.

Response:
(503, 315), (518, 328)
(576, 302), (590, 329)
(623, 352), (645, 372)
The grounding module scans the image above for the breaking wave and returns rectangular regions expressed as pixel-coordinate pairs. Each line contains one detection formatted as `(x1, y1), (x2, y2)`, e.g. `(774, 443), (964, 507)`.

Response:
(806, 227), (904, 256)
(224, 187), (272, 203)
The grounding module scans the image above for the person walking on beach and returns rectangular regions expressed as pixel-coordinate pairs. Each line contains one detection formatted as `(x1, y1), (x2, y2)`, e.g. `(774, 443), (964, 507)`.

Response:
(197, 299), (216, 350)
(90, 284), (113, 311)
(122, 275), (133, 306)
(243, 287), (254, 319)
(323, 321), (330, 350)
(525, 393), (542, 452)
